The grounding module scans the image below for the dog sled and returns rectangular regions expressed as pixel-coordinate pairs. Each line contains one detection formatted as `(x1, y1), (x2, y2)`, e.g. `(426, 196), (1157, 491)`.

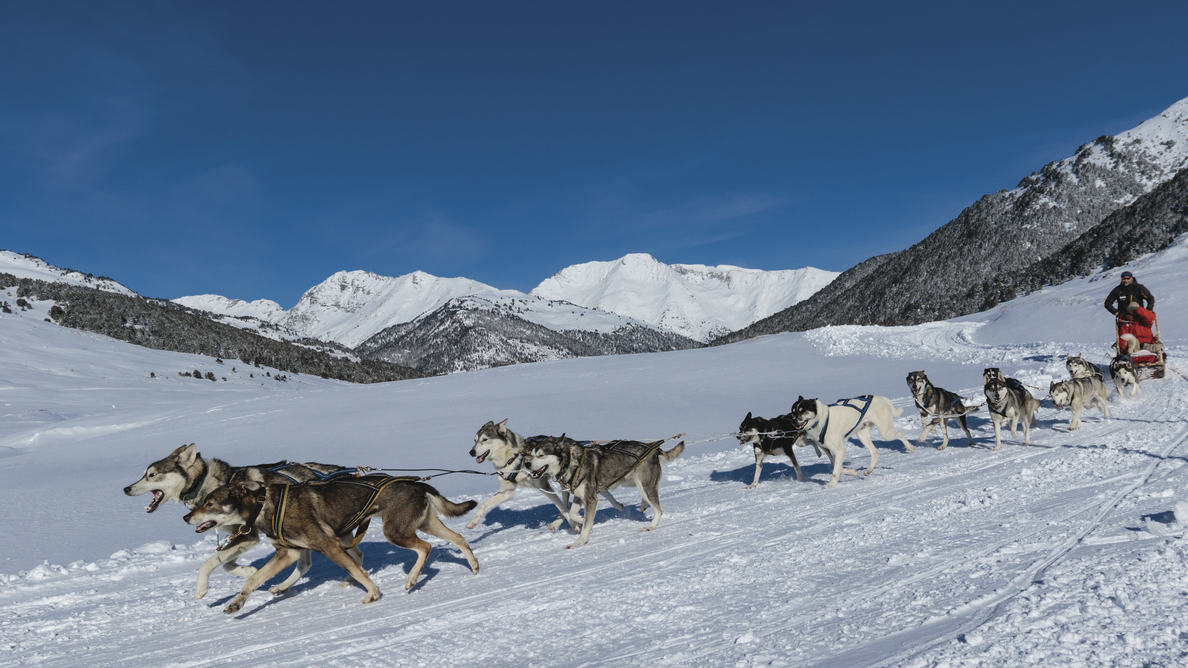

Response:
(1113, 312), (1166, 380)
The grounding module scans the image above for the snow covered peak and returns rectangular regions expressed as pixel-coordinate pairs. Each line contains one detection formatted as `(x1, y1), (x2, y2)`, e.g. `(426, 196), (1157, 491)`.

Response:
(0, 250), (136, 296)
(172, 294), (286, 321)
(278, 269), (507, 348)
(532, 255), (839, 342)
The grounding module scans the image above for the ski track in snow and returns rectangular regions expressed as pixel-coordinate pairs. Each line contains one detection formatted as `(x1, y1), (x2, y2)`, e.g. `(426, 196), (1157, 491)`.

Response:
(4, 240), (1188, 666)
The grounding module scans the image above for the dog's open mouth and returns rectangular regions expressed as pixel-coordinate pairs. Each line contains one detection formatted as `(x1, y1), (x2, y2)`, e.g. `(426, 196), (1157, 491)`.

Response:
(1054, 402), (1065, 410)
(194, 520), (217, 533)
(795, 420), (809, 430)
(145, 490), (164, 513)
(528, 465), (548, 479)
(474, 450), (489, 464)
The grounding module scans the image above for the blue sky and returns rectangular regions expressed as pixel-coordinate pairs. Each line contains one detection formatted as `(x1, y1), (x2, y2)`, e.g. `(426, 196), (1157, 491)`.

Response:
(2, 1), (1187, 306)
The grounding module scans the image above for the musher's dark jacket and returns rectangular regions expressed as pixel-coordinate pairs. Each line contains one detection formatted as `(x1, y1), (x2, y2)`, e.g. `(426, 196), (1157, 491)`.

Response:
(1104, 281), (1154, 315)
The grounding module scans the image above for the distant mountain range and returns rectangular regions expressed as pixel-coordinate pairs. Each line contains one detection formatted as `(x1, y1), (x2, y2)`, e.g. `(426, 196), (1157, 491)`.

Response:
(717, 95), (1188, 344)
(171, 255), (838, 373)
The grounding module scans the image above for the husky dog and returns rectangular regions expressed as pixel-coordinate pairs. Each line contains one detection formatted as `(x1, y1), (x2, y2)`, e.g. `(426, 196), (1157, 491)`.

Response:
(788, 395), (915, 488)
(123, 443), (358, 599)
(1049, 377), (1111, 430)
(736, 412), (818, 488)
(1066, 354), (1105, 381)
(468, 420), (622, 532)
(525, 436), (684, 548)
(906, 371), (975, 450)
(983, 376), (1040, 450)
(1109, 354), (1142, 397)
(185, 476), (479, 613)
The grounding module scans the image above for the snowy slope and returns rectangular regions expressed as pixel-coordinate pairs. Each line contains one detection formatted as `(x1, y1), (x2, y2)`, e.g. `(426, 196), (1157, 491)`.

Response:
(172, 294), (287, 322)
(0, 250), (136, 296)
(2, 237), (1187, 666)
(532, 253), (839, 341)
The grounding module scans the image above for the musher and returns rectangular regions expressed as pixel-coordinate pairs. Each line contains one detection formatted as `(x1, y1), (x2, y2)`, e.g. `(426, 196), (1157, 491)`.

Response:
(1116, 301), (1157, 354)
(1104, 271), (1154, 315)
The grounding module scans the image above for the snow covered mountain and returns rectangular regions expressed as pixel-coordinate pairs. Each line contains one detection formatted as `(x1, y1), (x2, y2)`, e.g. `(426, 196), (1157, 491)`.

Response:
(721, 95), (1188, 343)
(531, 254), (839, 342)
(177, 258), (834, 351)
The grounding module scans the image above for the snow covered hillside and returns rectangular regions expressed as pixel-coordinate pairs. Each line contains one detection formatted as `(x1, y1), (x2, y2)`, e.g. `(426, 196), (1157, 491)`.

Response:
(532, 253), (839, 341)
(0, 250), (135, 297)
(2, 236), (1187, 666)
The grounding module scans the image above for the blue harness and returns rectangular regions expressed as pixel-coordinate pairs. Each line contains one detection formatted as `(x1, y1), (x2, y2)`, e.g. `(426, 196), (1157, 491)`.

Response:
(818, 395), (874, 442)
(266, 463), (361, 483)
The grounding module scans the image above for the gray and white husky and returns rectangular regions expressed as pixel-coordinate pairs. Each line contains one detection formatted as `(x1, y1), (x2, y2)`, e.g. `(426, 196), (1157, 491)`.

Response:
(1109, 355), (1142, 398)
(906, 370), (975, 450)
(525, 436), (684, 548)
(788, 395), (915, 488)
(1049, 377), (1111, 430)
(983, 374), (1040, 450)
(468, 420), (622, 532)
(1066, 354), (1105, 381)
(123, 443), (358, 599)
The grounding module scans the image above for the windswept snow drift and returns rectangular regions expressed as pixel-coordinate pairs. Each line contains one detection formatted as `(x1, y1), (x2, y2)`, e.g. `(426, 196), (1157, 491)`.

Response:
(1, 237), (1187, 666)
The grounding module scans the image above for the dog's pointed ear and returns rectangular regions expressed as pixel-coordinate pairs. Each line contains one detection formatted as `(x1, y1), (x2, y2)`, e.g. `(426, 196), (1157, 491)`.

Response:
(745, 411), (752, 420)
(178, 444), (198, 466)
(481, 420), (494, 429)
(497, 418), (508, 431)
(240, 481), (262, 493)
(798, 395), (804, 402)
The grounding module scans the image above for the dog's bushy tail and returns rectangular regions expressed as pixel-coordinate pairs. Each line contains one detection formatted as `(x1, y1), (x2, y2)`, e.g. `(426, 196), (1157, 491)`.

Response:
(428, 494), (478, 518)
(892, 406), (904, 418)
(660, 441), (685, 463)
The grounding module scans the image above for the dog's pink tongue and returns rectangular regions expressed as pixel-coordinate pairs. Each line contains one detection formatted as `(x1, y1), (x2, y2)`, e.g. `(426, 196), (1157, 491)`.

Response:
(195, 521), (217, 533)
(476, 453), (487, 464)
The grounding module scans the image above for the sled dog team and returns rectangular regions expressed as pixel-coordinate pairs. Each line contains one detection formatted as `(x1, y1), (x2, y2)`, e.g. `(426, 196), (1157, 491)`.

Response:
(123, 355), (1130, 614)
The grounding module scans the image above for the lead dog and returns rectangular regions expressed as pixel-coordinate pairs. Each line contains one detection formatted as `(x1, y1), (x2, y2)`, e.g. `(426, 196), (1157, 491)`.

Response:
(983, 375), (1040, 450)
(184, 475), (479, 613)
(1066, 354), (1105, 381)
(526, 436), (684, 548)
(736, 412), (816, 488)
(906, 371), (975, 450)
(1109, 354), (1142, 397)
(789, 395), (915, 488)
(1049, 377), (1111, 430)
(123, 443), (358, 599)
(468, 420), (622, 532)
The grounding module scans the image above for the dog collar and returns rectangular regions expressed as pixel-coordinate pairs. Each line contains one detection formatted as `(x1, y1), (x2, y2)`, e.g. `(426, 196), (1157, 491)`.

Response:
(181, 461), (210, 505)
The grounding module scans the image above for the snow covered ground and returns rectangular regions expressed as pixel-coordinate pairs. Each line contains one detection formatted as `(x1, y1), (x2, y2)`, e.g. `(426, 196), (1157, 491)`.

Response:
(2, 238), (1187, 667)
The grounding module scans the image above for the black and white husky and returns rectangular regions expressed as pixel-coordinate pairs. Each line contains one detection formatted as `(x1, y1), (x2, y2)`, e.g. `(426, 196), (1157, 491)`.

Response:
(788, 395), (914, 488)
(525, 436), (684, 548)
(983, 373), (1040, 451)
(1049, 377), (1111, 431)
(736, 412), (818, 488)
(468, 420), (622, 532)
(906, 370), (975, 450)
(1066, 354), (1105, 381)
(123, 443), (358, 599)
(1109, 354), (1142, 398)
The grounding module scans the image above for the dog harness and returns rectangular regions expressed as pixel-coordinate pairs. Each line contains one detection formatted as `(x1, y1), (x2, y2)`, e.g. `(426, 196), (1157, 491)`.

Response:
(815, 395), (874, 443)
(914, 386), (962, 418)
(265, 462), (364, 483)
(987, 378), (1028, 418)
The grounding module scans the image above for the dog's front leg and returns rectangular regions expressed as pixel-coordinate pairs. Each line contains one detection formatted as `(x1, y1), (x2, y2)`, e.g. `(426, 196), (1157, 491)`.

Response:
(466, 479), (518, 529)
(224, 547), (300, 614)
(991, 416), (1003, 451)
(937, 418), (950, 451)
(917, 414), (937, 444)
(746, 448), (767, 489)
(823, 443), (846, 488)
(194, 531), (259, 600)
(567, 493), (598, 549)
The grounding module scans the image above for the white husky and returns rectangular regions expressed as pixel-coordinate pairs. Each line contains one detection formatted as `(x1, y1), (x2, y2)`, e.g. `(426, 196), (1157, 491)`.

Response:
(788, 395), (915, 488)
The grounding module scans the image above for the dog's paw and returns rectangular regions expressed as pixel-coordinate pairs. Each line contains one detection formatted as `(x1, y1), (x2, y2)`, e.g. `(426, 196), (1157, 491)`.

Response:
(547, 518), (565, 532)
(268, 585), (291, 595)
(744, 484), (757, 490)
(224, 597), (245, 614)
(937, 444), (947, 451)
(193, 586), (208, 600)
(362, 591), (381, 604)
